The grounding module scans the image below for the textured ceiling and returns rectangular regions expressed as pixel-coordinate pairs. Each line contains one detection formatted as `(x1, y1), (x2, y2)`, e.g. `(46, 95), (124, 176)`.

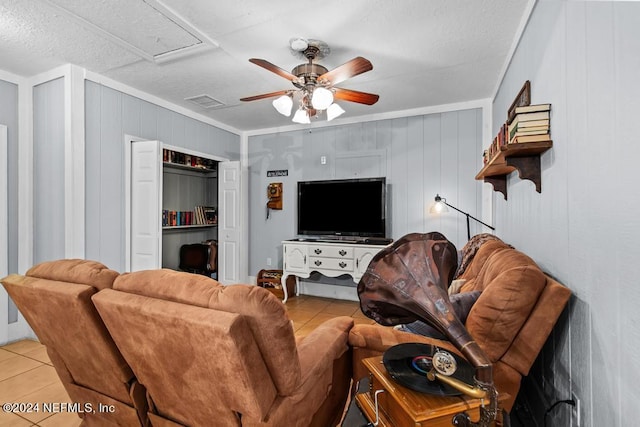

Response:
(0, 0), (532, 132)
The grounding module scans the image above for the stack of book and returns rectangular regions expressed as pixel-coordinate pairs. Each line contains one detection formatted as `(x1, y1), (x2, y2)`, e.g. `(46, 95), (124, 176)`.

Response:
(194, 206), (217, 225)
(507, 104), (551, 144)
(162, 206), (217, 227)
(163, 210), (194, 227)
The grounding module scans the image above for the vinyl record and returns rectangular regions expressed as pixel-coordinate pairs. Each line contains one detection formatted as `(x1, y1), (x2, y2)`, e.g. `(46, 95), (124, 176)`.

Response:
(382, 343), (475, 396)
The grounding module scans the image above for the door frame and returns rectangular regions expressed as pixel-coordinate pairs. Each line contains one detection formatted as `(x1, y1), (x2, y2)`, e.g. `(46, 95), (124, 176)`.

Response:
(124, 135), (233, 272)
(0, 125), (8, 344)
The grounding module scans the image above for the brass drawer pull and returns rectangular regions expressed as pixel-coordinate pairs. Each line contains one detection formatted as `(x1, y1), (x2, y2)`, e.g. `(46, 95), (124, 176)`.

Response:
(314, 249), (322, 254)
(314, 260), (322, 266)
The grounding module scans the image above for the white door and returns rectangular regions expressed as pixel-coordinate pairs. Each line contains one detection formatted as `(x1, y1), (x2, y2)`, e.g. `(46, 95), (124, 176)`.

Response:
(130, 140), (162, 271)
(218, 161), (241, 284)
(0, 125), (8, 344)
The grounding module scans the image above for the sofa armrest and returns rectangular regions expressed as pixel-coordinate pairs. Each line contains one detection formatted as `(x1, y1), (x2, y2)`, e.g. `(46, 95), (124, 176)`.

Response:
(247, 317), (354, 427)
(349, 323), (459, 354)
(296, 316), (354, 375)
(349, 323), (461, 382)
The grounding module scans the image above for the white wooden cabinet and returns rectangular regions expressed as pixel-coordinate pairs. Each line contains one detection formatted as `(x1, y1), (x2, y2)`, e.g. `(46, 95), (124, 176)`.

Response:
(281, 240), (389, 302)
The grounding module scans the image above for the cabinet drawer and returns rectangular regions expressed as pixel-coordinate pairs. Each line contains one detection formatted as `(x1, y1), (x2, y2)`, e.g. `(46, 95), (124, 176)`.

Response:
(309, 257), (354, 272)
(309, 246), (354, 258)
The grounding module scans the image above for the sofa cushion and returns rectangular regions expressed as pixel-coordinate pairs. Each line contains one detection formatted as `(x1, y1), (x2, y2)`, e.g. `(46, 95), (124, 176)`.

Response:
(465, 248), (547, 361)
(26, 259), (119, 290)
(454, 234), (510, 279)
(458, 240), (513, 286)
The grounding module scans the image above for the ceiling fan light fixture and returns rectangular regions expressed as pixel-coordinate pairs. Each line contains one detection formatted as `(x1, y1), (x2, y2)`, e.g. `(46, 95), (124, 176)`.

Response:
(326, 103), (345, 121)
(292, 108), (310, 124)
(272, 94), (293, 116)
(311, 87), (334, 110)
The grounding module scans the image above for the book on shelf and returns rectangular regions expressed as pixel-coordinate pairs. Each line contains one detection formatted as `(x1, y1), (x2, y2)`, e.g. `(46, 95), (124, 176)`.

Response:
(509, 125), (550, 141)
(514, 103), (551, 114)
(508, 118), (550, 139)
(509, 134), (552, 144)
(162, 149), (217, 171)
(510, 110), (550, 124)
(162, 210), (197, 226)
(516, 119), (550, 128)
(194, 206), (217, 225)
(513, 124), (549, 132)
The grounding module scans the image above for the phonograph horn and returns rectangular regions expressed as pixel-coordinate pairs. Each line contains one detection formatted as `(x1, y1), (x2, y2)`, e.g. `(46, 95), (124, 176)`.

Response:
(358, 232), (497, 426)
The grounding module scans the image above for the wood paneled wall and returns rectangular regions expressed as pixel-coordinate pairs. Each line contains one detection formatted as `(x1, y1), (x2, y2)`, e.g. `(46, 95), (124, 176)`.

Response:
(493, 2), (640, 425)
(248, 109), (483, 287)
(85, 81), (240, 271)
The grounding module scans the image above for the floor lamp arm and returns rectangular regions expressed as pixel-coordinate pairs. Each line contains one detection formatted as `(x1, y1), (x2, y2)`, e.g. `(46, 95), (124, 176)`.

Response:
(444, 201), (496, 240)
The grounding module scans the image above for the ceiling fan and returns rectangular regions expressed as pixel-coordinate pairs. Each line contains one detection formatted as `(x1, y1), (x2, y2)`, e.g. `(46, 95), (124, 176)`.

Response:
(240, 39), (379, 123)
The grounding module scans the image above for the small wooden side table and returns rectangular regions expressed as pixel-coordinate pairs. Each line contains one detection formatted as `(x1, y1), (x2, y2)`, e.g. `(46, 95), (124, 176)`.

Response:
(355, 356), (506, 427)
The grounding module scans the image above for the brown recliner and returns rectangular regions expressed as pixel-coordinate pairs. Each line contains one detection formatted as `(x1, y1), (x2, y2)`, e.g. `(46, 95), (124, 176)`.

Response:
(0, 259), (148, 426)
(350, 235), (571, 413)
(92, 269), (354, 427)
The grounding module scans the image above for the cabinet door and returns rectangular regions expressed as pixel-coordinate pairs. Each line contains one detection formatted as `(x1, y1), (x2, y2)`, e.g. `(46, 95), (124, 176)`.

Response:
(130, 140), (162, 271)
(354, 247), (380, 280)
(284, 244), (309, 274)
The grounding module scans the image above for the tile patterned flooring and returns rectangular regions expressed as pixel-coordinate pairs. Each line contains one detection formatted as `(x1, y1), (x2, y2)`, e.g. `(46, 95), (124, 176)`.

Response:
(0, 295), (374, 426)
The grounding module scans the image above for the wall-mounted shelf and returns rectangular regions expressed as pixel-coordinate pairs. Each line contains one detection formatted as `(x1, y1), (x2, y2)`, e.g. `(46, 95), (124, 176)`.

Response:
(475, 141), (552, 200)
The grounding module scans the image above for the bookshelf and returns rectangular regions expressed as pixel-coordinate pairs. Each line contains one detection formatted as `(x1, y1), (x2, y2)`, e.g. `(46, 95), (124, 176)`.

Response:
(162, 148), (218, 271)
(477, 82), (553, 200)
(475, 141), (552, 200)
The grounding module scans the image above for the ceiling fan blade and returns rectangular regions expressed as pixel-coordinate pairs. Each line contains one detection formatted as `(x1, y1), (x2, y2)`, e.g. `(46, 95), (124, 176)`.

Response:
(249, 58), (297, 82)
(333, 87), (379, 105)
(240, 90), (290, 102)
(318, 57), (373, 85)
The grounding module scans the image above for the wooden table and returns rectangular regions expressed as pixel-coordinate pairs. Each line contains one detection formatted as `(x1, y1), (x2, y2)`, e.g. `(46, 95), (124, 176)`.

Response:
(355, 356), (505, 427)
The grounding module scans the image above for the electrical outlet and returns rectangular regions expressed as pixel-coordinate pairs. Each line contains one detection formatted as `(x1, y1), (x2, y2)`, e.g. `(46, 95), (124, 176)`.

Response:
(266, 257), (272, 266)
(320, 155), (327, 165)
(572, 393), (580, 427)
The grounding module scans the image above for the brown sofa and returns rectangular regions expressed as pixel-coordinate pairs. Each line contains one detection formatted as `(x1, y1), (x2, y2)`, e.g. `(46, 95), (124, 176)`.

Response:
(91, 268), (354, 427)
(1, 259), (148, 426)
(349, 239), (571, 413)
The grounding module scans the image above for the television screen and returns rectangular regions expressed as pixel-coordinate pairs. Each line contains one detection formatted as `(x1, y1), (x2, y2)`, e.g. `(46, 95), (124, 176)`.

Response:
(297, 177), (386, 238)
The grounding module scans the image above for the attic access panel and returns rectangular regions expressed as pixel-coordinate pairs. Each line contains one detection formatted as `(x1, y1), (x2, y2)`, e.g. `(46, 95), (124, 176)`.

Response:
(44, 0), (217, 62)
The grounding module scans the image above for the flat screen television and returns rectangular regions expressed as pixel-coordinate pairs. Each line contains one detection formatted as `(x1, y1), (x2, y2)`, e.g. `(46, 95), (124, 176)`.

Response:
(297, 177), (386, 238)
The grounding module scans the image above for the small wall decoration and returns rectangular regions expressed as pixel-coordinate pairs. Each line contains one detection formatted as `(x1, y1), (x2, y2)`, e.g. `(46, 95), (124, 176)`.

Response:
(267, 169), (288, 177)
(266, 182), (283, 219)
(506, 80), (531, 124)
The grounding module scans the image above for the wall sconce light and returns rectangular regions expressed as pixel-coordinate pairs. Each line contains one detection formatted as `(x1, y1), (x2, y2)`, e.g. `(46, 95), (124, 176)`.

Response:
(430, 194), (495, 240)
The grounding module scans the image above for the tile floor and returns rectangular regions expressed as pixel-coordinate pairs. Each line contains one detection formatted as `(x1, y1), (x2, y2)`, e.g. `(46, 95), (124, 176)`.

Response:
(0, 295), (375, 427)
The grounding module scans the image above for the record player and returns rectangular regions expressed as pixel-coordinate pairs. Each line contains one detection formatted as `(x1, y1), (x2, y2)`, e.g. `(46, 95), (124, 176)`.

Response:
(356, 232), (503, 427)
(355, 355), (506, 427)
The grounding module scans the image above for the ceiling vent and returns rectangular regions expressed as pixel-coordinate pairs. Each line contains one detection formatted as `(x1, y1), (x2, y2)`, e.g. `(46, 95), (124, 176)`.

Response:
(185, 95), (225, 109)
